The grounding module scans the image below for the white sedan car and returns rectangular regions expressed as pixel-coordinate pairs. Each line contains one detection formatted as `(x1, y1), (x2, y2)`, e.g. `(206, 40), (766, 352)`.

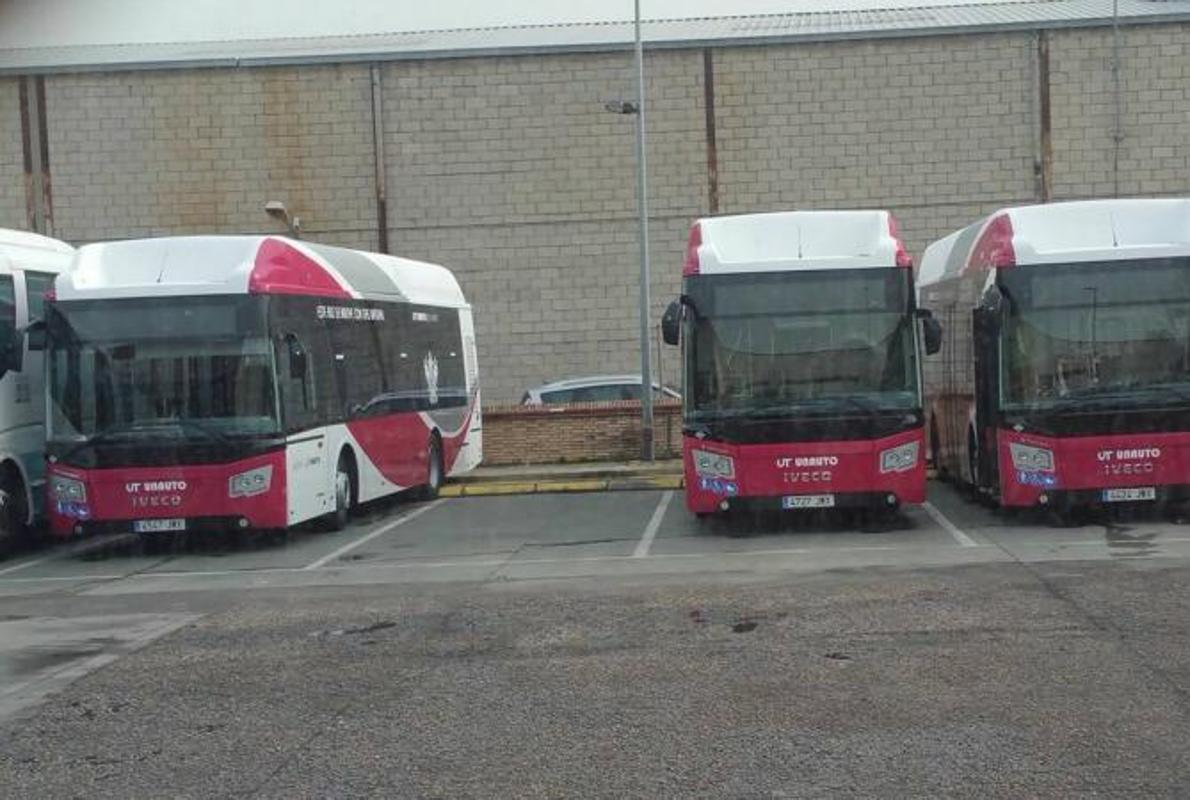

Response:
(522, 375), (681, 405)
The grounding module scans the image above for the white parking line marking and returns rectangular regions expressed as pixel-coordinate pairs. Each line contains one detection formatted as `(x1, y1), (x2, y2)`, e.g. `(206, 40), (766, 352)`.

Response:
(0, 533), (135, 577)
(922, 501), (979, 548)
(633, 491), (674, 558)
(303, 500), (444, 570)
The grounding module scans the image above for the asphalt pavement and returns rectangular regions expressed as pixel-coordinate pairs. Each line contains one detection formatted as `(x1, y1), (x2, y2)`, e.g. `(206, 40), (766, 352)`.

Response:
(2, 482), (1190, 797)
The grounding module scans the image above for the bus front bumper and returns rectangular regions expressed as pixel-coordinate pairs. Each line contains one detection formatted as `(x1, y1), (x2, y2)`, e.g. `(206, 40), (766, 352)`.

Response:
(682, 429), (927, 515)
(46, 450), (289, 538)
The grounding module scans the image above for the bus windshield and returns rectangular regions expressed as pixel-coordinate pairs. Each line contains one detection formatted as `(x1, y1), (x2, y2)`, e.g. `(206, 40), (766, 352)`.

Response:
(47, 296), (280, 443)
(684, 268), (919, 418)
(1000, 258), (1190, 411)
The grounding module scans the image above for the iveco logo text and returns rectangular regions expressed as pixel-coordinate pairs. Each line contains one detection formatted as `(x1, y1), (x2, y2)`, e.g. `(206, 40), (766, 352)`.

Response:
(126, 481), (188, 493)
(131, 495), (183, 508)
(783, 471), (832, 484)
(775, 456), (839, 469)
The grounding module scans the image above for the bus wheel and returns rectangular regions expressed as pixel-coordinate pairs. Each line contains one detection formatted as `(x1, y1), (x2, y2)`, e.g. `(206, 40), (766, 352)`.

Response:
(327, 455), (354, 532)
(966, 430), (981, 494)
(929, 418), (944, 480)
(416, 436), (444, 501)
(0, 473), (28, 558)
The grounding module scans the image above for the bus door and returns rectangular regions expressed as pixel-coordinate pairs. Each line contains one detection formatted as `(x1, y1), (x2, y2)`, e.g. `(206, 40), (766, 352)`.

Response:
(972, 291), (1002, 492)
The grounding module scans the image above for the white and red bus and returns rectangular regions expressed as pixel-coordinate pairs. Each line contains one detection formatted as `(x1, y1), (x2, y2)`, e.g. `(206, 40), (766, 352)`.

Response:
(919, 198), (1190, 512)
(662, 211), (941, 517)
(44, 236), (481, 538)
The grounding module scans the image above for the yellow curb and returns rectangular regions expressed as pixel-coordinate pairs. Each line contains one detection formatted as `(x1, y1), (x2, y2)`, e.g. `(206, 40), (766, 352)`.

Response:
(444, 475), (684, 498)
(533, 479), (610, 493)
(460, 481), (540, 496)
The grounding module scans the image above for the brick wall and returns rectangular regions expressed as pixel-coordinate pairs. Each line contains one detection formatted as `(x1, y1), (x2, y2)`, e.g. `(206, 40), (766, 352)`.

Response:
(482, 400), (683, 465)
(0, 77), (25, 230)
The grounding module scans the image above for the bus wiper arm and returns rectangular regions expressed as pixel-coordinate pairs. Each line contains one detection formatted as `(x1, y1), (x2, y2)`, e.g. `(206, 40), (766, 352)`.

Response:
(58, 421), (153, 461)
(167, 417), (231, 444)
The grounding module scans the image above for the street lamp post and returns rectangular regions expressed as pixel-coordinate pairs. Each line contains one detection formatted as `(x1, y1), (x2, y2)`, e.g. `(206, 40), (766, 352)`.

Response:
(600, 3), (655, 462)
(632, 0), (655, 461)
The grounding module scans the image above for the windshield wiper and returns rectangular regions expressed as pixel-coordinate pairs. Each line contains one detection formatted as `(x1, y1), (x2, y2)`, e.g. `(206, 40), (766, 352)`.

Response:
(57, 420), (158, 462)
(741, 396), (878, 418)
(1042, 382), (1190, 412)
(165, 417), (231, 445)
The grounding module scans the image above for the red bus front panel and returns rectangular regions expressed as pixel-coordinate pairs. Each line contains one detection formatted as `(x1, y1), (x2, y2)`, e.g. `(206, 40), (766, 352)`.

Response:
(683, 427), (926, 513)
(47, 450), (288, 538)
(998, 428), (1190, 507)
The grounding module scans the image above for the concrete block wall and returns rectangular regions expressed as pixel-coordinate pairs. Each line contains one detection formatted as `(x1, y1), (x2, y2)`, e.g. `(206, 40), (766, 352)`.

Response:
(381, 50), (705, 402)
(1050, 24), (1190, 200)
(44, 65), (378, 246)
(713, 32), (1038, 257)
(0, 77), (26, 230)
(1, 21), (1187, 406)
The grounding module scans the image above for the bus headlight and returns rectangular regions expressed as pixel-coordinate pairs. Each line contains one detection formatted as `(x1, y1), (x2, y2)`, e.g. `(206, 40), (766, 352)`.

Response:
(692, 449), (735, 479)
(1009, 443), (1054, 472)
(879, 441), (920, 474)
(50, 474), (87, 503)
(229, 466), (273, 498)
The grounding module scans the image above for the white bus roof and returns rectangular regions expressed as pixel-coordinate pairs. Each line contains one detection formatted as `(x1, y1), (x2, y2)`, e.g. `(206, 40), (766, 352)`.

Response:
(58, 235), (468, 307)
(918, 198), (1190, 288)
(684, 210), (911, 276)
(0, 228), (75, 275)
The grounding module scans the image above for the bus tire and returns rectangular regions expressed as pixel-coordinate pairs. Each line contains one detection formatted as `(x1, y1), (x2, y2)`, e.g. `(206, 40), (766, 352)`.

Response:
(966, 428), (980, 492)
(327, 453), (356, 532)
(0, 469), (28, 559)
(416, 435), (444, 501)
(929, 418), (945, 480)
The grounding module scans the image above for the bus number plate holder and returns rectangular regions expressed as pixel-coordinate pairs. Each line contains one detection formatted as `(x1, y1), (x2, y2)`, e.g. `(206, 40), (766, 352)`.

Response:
(134, 519), (187, 533)
(1102, 487), (1156, 503)
(782, 494), (835, 510)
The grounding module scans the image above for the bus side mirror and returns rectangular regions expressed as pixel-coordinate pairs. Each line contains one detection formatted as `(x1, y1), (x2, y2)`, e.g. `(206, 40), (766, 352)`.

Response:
(661, 300), (681, 346)
(285, 333), (307, 380)
(917, 308), (942, 356)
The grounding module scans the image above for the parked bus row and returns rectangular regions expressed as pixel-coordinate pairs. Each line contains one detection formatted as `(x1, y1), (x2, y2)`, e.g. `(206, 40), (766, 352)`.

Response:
(1, 196), (1186, 554)
(664, 198), (1190, 520)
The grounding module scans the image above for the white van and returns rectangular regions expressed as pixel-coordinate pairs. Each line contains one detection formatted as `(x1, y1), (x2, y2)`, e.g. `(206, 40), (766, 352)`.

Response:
(0, 229), (74, 555)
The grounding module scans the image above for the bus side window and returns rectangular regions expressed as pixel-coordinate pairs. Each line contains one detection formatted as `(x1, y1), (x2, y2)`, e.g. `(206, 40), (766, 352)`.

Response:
(0, 275), (15, 375)
(285, 333), (312, 407)
(278, 331), (317, 426)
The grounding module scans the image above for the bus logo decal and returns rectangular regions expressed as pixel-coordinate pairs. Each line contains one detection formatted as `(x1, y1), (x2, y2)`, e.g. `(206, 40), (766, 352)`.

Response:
(126, 480), (188, 493)
(776, 456), (839, 469)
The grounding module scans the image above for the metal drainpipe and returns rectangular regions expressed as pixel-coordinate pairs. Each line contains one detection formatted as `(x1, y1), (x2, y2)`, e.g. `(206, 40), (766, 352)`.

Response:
(633, 0), (655, 462)
(371, 64), (390, 254)
(1111, 0), (1123, 197)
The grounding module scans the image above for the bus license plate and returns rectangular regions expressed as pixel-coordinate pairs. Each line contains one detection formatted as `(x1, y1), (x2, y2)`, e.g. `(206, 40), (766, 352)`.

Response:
(1102, 487), (1156, 503)
(134, 519), (186, 533)
(783, 494), (835, 510)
